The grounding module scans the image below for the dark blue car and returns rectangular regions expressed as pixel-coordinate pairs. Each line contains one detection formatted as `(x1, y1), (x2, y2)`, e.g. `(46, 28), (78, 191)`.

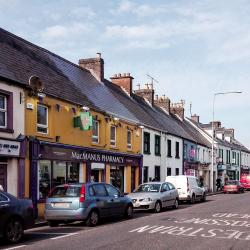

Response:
(0, 191), (34, 243)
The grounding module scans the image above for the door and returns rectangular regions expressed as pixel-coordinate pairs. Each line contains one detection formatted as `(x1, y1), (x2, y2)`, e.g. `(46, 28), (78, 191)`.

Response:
(195, 178), (203, 198)
(92, 184), (109, 217)
(0, 164), (7, 191)
(167, 182), (177, 205)
(160, 183), (171, 207)
(105, 184), (124, 215)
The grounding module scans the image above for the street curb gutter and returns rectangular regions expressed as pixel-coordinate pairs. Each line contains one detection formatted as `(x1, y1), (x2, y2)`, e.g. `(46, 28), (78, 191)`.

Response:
(207, 191), (223, 196)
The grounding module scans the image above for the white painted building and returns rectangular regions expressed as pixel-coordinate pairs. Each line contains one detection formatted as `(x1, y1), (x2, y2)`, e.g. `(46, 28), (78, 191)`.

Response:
(0, 81), (25, 197)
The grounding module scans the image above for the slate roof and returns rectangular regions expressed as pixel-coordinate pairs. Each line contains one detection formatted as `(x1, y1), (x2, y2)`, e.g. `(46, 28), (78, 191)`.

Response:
(187, 118), (250, 153)
(0, 27), (234, 148)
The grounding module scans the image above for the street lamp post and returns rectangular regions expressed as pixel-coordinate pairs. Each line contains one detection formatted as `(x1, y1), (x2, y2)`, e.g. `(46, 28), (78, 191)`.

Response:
(211, 91), (242, 192)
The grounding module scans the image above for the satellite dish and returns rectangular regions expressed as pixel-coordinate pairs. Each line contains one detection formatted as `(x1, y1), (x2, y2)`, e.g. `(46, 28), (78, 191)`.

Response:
(29, 76), (44, 93)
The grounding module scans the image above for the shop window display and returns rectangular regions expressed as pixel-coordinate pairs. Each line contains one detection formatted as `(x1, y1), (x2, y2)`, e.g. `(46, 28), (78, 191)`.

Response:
(39, 160), (79, 199)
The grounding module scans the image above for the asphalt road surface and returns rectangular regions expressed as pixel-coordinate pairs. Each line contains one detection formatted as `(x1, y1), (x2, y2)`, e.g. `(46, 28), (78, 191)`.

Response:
(1, 192), (250, 250)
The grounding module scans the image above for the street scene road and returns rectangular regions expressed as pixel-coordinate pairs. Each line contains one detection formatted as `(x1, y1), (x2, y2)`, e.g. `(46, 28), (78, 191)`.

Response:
(1, 192), (250, 250)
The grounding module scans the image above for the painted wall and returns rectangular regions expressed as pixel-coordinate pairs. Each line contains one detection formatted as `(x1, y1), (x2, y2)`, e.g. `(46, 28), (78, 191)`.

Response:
(0, 81), (25, 196)
(142, 128), (183, 182)
(0, 81), (25, 138)
(165, 134), (183, 176)
(25, 93), (141, 153)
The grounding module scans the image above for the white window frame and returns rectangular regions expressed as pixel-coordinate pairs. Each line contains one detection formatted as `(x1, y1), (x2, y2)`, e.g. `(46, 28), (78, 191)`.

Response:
(92, 119), (99, 143)
(37, 104), (48, 134)
(110, 125), (117, 147)
(127, 129), (132, 149)
(0, 95), (7, 129)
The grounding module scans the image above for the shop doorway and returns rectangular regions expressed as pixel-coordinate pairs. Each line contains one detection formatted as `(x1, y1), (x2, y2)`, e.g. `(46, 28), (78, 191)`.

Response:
(0, 164), (7, 191)
(110, 166), (124, 192)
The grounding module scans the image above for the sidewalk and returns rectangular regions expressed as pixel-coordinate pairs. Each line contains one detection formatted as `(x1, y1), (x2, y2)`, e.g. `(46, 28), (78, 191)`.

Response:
(207, 190), (223, 196)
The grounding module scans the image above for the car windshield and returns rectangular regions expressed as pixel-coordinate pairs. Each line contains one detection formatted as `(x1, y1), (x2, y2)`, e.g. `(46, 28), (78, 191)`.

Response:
(135, 184), (161, 193)
(49, 186), (81, 198)
(225, 181), (238, 185)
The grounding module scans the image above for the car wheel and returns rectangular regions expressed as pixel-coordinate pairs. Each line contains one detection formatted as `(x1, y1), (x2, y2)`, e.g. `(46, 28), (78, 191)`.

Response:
(124, 204), (133, 219)
(154, 201), (162, 213)
(86, 210), (99, 227)
(48, 221), (59, 227)
(4, 218), (24, 243)
(172, 199), (179, 209)
(201, 193), (206, 202)
(190, 194), (196, 204)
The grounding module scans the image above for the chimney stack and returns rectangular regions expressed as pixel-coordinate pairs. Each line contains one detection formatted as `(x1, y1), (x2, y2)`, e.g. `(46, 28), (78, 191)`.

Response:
(210, 121), (221, 129)
(134, 83), (155, 106)
(191, 114), (200, 123)
(110, 73), (134, 95)
(79, 53), (104, 82)
(155, 95), (171, 113)
(170, 100), (185, 120)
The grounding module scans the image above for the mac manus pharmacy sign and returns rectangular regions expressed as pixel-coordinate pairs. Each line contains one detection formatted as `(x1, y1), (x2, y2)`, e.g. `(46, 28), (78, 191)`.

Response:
(39, 144), (140, 165)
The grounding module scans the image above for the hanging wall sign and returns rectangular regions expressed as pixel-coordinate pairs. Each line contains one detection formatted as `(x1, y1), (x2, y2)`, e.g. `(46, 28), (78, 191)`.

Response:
(73, 112), (93, 131)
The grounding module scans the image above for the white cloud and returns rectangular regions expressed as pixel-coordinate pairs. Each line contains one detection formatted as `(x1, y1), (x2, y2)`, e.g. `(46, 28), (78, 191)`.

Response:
(41, 22), (92, 41)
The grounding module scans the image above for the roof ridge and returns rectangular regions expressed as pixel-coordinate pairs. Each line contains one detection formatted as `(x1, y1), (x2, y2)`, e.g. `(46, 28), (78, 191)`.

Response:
(0, 27), (90, 74)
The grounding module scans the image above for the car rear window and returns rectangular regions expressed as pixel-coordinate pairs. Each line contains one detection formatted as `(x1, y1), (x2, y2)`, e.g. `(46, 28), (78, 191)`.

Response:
(225, 181), (238, 185)
(49, 186), (81, 198)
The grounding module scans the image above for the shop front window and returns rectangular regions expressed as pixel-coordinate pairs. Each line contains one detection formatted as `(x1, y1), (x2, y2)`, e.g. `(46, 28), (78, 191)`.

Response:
(39, 160), (51, 199)
(110, 166), (124, 192)
(38, 160), (80, 200)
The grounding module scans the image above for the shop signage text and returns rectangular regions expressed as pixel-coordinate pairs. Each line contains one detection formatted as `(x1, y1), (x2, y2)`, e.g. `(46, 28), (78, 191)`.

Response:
(71, 152), (124, 164)
(0, 139), (20, 157)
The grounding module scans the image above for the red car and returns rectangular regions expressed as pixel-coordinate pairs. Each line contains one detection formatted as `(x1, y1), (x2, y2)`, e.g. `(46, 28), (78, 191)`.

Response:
(223, 180), (244, 194)
(240, 175), (250, 190)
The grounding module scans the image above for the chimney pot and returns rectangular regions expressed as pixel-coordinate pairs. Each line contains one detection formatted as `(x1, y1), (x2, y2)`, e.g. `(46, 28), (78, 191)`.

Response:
(127, 73), (130, 76)
(96, 52), (101, 58)
(110, 72), (134, 95)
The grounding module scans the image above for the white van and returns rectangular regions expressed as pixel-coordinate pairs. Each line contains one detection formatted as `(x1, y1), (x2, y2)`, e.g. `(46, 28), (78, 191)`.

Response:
(165, 175), (206, 203)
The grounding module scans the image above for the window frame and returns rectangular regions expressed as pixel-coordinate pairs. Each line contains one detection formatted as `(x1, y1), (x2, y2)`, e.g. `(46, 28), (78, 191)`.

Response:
(175, 141), (180, 158)
(0, 90), (13, 133)
(154, 135), (161, 156)
(110, 125), (117, 147)
(37, 104), (49, 134)
(127, 129), (132, 150)
(167, 139), (172, 157)
(143, 132), (150, 154)
(0, 94), (7, 129)
(92, 119), (99, 144)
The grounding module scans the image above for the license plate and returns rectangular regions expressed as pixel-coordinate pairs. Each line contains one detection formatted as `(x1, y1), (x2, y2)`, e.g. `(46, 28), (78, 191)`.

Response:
(133, 203), (140, 208)
(53, 203), (70, 208)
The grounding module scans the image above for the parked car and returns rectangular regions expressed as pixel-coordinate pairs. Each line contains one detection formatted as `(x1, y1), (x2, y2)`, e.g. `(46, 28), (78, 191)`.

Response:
(223, 180), (244, 193)
(165, 175), (206, 203)
(240, 175), (250, 190)
(127, 182), (179, 213)
(45, 183), (133, 227)
(0, 191), (34, 243)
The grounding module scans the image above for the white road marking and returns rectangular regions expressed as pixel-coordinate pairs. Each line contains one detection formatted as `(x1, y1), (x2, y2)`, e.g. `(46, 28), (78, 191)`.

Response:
(4, 245), (27, 250)
(51, 232), (79, 240)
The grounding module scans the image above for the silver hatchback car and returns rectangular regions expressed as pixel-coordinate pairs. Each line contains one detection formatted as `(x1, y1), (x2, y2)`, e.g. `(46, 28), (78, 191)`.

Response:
(127, 182), (179, 213)
(45, 183), (133, 227)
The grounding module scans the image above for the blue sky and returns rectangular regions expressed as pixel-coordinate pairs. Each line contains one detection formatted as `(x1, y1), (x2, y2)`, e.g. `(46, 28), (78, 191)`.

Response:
(1, 0), (250, 148)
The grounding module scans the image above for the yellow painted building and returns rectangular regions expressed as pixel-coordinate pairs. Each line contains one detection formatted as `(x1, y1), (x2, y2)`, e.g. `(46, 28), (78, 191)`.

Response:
(25, 93), (142, 217)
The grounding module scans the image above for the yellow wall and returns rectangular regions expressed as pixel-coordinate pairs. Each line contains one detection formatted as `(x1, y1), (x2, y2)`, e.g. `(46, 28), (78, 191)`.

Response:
(25, 94), (142, 154)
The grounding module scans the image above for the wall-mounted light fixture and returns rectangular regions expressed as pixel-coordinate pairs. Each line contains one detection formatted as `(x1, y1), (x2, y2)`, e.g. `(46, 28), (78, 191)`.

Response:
(81, 106), (90, 112)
